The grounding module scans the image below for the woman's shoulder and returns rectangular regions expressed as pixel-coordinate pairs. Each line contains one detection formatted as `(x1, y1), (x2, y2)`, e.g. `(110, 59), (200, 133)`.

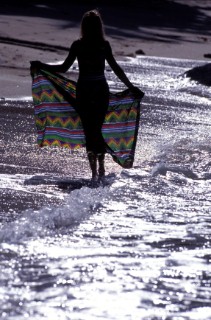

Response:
(71, 39), (111, 52)
(103, 40), (110, 47)
(69, 39), (83, 53)
(97, 40), (110, 51)
(71, 39), (81, 47)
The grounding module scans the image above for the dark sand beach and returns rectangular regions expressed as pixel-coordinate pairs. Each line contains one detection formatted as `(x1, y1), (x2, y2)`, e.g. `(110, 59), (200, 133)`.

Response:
(1, 0), (211, 98)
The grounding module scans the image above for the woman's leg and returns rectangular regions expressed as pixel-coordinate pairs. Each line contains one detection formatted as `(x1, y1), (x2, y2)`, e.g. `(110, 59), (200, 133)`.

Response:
(87, 151), (97, 180)
(76, 80), (109, 178)
(98, 153), (105, 178)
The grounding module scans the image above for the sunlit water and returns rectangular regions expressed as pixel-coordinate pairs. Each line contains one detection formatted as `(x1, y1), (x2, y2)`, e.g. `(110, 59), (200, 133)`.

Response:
(0, 56), (211, 320)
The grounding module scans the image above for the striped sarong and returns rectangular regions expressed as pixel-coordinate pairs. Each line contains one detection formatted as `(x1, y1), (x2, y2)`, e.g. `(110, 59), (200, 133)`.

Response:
(32, 69), (142, 168)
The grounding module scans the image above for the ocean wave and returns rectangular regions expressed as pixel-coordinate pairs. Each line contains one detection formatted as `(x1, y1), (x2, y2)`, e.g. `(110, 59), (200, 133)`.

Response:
(0, 186), (109, 243)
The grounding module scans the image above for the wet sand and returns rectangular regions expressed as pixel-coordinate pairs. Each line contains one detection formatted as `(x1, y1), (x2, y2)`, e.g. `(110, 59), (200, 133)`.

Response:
(1, 0), (211, 98)
(0, 0), (211, 191)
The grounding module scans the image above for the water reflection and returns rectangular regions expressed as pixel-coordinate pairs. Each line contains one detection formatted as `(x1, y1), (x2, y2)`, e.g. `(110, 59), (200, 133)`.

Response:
(0, 56), (211, 319)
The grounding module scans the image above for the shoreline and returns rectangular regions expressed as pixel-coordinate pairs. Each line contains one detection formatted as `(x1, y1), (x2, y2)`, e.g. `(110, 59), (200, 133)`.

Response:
(0, 55), (207, 101)
(1, 0), (211, 99)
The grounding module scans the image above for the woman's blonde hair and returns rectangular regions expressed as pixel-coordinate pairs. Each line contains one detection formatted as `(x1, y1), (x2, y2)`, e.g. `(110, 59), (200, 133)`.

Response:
(80, 10), (105, 41)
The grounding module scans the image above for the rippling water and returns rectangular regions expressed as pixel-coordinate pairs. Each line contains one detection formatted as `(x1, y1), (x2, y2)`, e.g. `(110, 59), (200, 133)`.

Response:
(0, 56), (211, 319)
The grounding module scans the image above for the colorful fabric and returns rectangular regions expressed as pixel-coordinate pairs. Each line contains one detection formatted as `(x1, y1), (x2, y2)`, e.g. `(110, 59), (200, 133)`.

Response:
(32, 69), (142, 168)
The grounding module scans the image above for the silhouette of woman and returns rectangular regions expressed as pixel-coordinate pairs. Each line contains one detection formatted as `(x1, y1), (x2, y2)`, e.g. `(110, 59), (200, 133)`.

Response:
(31, 10), (143, 180)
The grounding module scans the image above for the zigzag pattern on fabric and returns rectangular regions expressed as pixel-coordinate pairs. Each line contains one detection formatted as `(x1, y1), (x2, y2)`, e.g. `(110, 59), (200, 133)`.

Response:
(32, 69), (141, 168)
(36, 115), (82, 129)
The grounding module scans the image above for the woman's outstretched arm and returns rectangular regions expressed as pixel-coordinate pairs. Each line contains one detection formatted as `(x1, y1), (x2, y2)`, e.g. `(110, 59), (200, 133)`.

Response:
(105, 41), (134, 87)
(105, 41), (144, 98)
(31, 42), (77, 73)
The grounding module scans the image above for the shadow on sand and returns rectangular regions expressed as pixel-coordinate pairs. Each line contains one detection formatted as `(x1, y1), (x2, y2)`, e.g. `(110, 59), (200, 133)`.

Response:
(1, 0), (211, 45)
(24, 173), (116, 191)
